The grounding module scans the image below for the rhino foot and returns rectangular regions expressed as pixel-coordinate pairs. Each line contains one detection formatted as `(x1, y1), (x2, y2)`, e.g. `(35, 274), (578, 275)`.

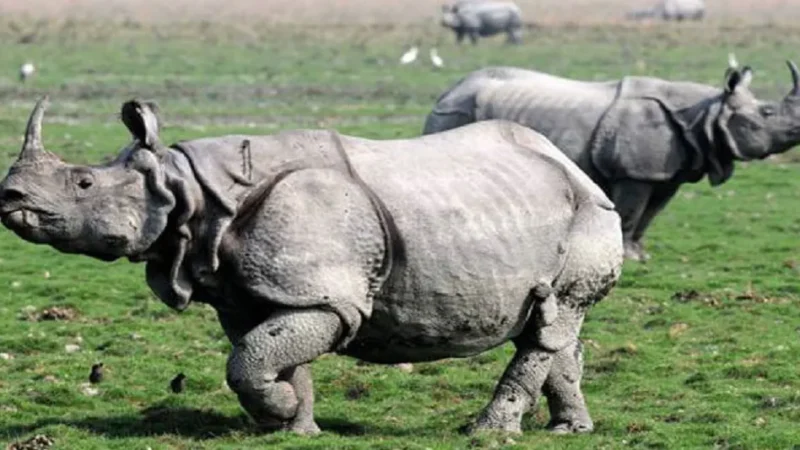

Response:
(394, 362), (414, 373)
(623, 240), (650, 262)
(547, 419), (594, 434)
(285, 418), (322, 435)
(461, 415), (522, 435)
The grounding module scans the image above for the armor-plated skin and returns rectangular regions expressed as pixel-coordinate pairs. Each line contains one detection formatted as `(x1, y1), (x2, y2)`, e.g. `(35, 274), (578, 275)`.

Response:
(0, 98), (622, 436)
(423, 59), (800, 261)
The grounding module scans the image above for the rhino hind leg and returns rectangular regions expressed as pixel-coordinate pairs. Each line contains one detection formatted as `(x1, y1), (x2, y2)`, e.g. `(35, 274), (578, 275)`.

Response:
(506, 27), (523, 45)
(226, 309), (343, 434)
(542, 340), (593, 433)
(465, 344), (555, 434)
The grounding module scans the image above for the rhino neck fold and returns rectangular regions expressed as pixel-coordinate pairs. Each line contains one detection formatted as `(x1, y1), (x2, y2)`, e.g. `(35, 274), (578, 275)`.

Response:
(141, 149), (208, 311)
(670, 95), (736, 185)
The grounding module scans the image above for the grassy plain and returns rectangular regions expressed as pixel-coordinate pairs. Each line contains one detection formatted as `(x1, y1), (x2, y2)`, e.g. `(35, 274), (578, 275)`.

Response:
(0, 10), (799, 450)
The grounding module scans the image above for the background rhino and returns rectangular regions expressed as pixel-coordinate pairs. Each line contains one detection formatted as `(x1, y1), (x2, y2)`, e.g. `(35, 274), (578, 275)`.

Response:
(626, 0), (705, 21)
(422, 57), (800, 261)
(440, 0), (523, 45)
(0, 98), (622, 436)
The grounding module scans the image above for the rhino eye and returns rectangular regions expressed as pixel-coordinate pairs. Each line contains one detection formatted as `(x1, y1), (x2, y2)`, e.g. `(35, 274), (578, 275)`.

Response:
(760, 105), (776, 117)
(77, 177), (93, 189)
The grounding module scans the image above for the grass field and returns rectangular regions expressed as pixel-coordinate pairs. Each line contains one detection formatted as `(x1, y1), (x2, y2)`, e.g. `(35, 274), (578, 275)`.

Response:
(1, 4), (800, 449)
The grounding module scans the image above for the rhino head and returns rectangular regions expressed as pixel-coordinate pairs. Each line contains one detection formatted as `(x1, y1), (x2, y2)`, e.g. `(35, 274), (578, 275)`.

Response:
(714, 56), (800, 162)
(0, 97), (177, 262)
(440, 4), (461, 28)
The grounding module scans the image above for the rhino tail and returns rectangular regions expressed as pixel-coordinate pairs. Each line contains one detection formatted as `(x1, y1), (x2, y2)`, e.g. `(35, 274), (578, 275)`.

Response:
(422, 73), (485, 135)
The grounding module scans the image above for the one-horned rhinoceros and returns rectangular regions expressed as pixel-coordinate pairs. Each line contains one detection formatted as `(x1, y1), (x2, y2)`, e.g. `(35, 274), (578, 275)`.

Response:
(0, 97), (623, 435)
(422, 56), (800, 261)
(626, 0), (705, 21)
(440, 0), (524, 45)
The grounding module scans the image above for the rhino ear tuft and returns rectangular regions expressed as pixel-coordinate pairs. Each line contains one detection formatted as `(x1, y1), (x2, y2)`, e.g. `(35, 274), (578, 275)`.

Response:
(120, 99), (162, 151)
(728, 52), (739, 70)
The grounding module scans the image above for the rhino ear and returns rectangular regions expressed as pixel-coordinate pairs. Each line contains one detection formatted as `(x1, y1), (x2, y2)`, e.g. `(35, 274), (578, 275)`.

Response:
(724, 66), (753, 93)
(120, 100), (164, 153)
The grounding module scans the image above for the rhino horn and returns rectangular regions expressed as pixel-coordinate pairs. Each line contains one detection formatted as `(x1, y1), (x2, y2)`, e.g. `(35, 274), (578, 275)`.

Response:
(787, 60), (800, 96)
(18, 95), (50, 162)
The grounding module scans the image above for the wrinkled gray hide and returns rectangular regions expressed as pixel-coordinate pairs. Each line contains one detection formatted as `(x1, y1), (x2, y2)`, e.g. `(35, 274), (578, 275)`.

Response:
(0, 98), (622, 436)
(626, 0), (705, 21)
(440, 0), (523, 45)
(423, 58), (800, 261)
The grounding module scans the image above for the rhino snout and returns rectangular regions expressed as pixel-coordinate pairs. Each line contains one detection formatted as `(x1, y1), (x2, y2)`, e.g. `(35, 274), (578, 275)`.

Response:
(0, 185), (26, 206)
(0, 185), (30, 226)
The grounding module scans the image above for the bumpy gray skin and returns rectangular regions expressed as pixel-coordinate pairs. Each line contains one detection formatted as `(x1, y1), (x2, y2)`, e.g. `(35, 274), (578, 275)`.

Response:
(440, 0), (523, 45)
(0, 98), (622, 436)
(423, 58), (800, 262)
(626, 0), (705, 21)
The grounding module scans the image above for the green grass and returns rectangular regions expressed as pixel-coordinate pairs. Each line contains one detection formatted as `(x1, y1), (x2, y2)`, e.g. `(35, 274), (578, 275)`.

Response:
(1, 20), (800, 450)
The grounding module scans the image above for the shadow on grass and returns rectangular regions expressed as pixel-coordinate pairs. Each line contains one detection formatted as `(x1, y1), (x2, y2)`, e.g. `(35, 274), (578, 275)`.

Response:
(0, 404), (413, 440)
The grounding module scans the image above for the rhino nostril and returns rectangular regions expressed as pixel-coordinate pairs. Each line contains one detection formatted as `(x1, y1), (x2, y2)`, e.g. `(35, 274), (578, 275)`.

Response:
(0, 188), (25, 203)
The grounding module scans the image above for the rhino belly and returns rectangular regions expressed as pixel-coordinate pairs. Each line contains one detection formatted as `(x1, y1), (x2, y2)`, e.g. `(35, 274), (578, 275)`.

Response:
(344, 284), (533, 363)
(477, 11), (512, 34)
(343, 139), (576, 363)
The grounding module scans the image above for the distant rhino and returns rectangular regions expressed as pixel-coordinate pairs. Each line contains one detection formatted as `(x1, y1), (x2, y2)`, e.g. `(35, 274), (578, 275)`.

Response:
(440, 0), (523, 45)
(627, 0), (705, 21)
(423, 56), (800, 262)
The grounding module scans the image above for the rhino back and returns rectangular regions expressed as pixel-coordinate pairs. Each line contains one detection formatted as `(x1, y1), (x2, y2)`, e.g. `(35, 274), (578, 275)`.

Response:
(460, 1), (521, 32)
(343, 121), (594, 360)
(473, 69), (618, 168)
(663, 0), (705, 16)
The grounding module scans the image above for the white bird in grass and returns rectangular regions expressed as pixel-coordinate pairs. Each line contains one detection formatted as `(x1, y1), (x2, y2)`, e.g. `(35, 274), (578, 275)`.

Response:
(19, 62), (35, 83)
(400, 46), (419, 65)
(430, 48), (444, 69)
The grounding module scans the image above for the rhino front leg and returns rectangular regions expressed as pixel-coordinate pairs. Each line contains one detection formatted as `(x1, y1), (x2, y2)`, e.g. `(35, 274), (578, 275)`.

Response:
(609, 179), (653, 262)
(542, 340), (593, 434)
(466, 345), (555, 434)
(506, 28), (522, 44)
(216, 309), (320, 434)
(631, 183), (679, 255)
(226, 308), (343, 435)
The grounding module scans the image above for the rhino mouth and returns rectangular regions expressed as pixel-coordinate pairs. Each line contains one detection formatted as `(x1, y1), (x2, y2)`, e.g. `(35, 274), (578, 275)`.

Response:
(0, 207), (51, 231)
(49, 237), (125, 262)
(1, 208), (36, 227)
(0, 208), (55, 244)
